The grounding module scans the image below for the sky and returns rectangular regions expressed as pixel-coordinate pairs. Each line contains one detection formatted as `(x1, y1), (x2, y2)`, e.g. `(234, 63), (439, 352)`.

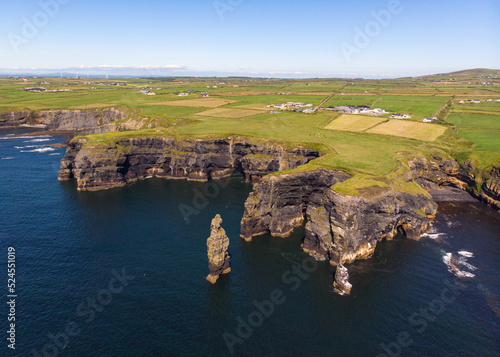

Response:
(0, 0), (499, 78)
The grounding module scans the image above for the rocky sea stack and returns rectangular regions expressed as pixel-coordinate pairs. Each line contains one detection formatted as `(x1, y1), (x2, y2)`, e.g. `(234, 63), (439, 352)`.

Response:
(333, 264), (352, 295)
(206, 214), (231, 284)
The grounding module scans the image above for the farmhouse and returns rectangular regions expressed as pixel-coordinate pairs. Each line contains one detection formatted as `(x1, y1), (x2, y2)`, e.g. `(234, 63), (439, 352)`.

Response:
(329, 105), (387, 116)
(25, 87), (47, 92)
(391, 113), (411, 119)
(423, 117), (437, 123)
(267, 102), (314, 110)
(177, 92), (189, 96)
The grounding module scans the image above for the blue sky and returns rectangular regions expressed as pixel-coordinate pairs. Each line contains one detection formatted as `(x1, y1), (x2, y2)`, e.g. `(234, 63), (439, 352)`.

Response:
(0, 0), (499, 78)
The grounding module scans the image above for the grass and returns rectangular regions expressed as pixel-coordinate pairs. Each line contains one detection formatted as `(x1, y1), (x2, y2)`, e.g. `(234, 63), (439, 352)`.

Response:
(367, 120), (448, 141)
(195, 108), (263, 119)
(447, 112), (500, 130)
(144, 97), (237, 107)
(459, 130), (500, 151)
(1, 75), (499, 197)
(324, 114), (386, 132)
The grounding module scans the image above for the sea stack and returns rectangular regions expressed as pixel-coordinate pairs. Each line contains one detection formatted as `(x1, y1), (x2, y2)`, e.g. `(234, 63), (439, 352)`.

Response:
(333, 264), (352, 295)
(206, 214), (231, 284)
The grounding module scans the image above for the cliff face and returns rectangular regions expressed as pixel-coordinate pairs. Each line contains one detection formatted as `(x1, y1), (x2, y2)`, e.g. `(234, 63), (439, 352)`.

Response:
(409, 157), (500, 209)
(0, 109), (125, 132)
(58, 136), (320, 191)
(0, 111), (31, 127)
(36, 109), (125, 130)
(304, 186), (436, 265)
(240, 168), (437, 266)
(240, 169), (351, 241)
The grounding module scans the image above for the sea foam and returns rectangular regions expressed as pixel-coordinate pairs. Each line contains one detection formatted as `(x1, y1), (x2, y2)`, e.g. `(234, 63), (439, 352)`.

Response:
(442, 251), (476, 278)
(20, 147), (55, 153)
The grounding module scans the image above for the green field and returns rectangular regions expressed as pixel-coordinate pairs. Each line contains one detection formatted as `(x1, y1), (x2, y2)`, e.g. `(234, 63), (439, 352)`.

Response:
(459, 130), (500, 151)
(1, 72), (499, 196)
(447, 113), (500, 129)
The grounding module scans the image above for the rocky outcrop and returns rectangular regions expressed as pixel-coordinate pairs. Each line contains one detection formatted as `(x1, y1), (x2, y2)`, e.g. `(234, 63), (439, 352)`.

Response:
(333, 265), (352, 295)
(409, 157), (500, 209)
(240, 168), (437, 266)
(206, 214), (231, 284)
(240, 169), (351, 241)
(0, 111), (31, 127)
(304, 186), (436, 265)
(0, 109), (125, 131)
(58, 136), (320, 191)
(35, 109), (124, 130)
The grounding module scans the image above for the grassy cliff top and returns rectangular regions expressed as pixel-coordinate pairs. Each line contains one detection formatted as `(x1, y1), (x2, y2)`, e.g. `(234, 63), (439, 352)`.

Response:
(2, 75), (499, 196)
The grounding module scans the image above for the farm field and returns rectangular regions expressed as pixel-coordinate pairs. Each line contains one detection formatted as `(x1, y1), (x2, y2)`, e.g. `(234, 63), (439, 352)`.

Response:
(1, 70), (499, 194)
(144, 98), (237, 107)
(325, 94), (450, 119)
(195, 108), (262, 119)
(324, 114), (386, 132)
(447, 113), (500, 129)
(459, 130), (500, 151)
(366, 120), (448, 141)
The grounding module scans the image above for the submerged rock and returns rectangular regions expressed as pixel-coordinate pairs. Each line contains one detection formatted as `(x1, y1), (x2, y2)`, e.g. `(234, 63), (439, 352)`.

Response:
(206, 214), (231, 284)
(333, 264), (352, 295)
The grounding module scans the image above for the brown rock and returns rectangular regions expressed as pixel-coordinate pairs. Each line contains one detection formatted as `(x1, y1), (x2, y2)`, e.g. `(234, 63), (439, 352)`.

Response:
(333, 264), (352, 295)
(206, 214), (231, 284)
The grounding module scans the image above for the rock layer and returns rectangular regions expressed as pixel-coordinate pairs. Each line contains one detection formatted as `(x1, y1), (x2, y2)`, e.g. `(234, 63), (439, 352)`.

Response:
(240, 169), (351, 241)
(240, 168), (437, 266)
(0, 109), (125, 131)
(58, 136), (320, 191)
(409, 157), (500, 209)
(206, 214), (231, 284)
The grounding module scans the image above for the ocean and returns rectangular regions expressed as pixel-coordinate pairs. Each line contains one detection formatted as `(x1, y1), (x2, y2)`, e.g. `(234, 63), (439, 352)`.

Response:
(1, 130), (499, 357)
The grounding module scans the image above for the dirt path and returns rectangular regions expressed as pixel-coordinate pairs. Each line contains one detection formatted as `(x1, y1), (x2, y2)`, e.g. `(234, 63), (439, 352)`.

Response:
(313, 83), (348, 112)
(433, 98), (454, 117)
(370, 97), (383, 109)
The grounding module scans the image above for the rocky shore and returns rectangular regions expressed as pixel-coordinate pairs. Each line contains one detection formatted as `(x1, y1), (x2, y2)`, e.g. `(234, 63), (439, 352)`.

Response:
(56, 134), (498, 291)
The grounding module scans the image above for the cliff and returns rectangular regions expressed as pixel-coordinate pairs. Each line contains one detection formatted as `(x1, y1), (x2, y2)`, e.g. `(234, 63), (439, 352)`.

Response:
(240, 168), (437, 266)
(0, 108), (126, 133)
(409, 157), (500, 209)
(58, 136), (320, 191)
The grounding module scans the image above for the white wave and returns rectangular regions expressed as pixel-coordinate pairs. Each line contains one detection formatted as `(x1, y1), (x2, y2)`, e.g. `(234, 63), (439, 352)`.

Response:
(1, 134), (51, 140)
(6, 134), (14, 136)
(460, 260), (477, 271)
(421, 232), (446, 240)
(24, 138), (51, 143)
(1, 157), (14, 160)
(455, 270), (476, 278)
(14, 145), (37, 149)
(442, 251), (476, 278)
(458, 251), (474, 258)
(49, 153), (60, 156)
(20, 147), (55, 153)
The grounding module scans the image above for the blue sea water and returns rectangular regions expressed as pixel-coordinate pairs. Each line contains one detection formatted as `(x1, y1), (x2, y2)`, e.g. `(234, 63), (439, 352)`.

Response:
(1, 129), (499, 357)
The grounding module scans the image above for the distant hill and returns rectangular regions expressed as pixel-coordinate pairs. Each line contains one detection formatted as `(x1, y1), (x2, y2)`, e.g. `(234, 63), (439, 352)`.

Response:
(421, 68), (500, 80)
